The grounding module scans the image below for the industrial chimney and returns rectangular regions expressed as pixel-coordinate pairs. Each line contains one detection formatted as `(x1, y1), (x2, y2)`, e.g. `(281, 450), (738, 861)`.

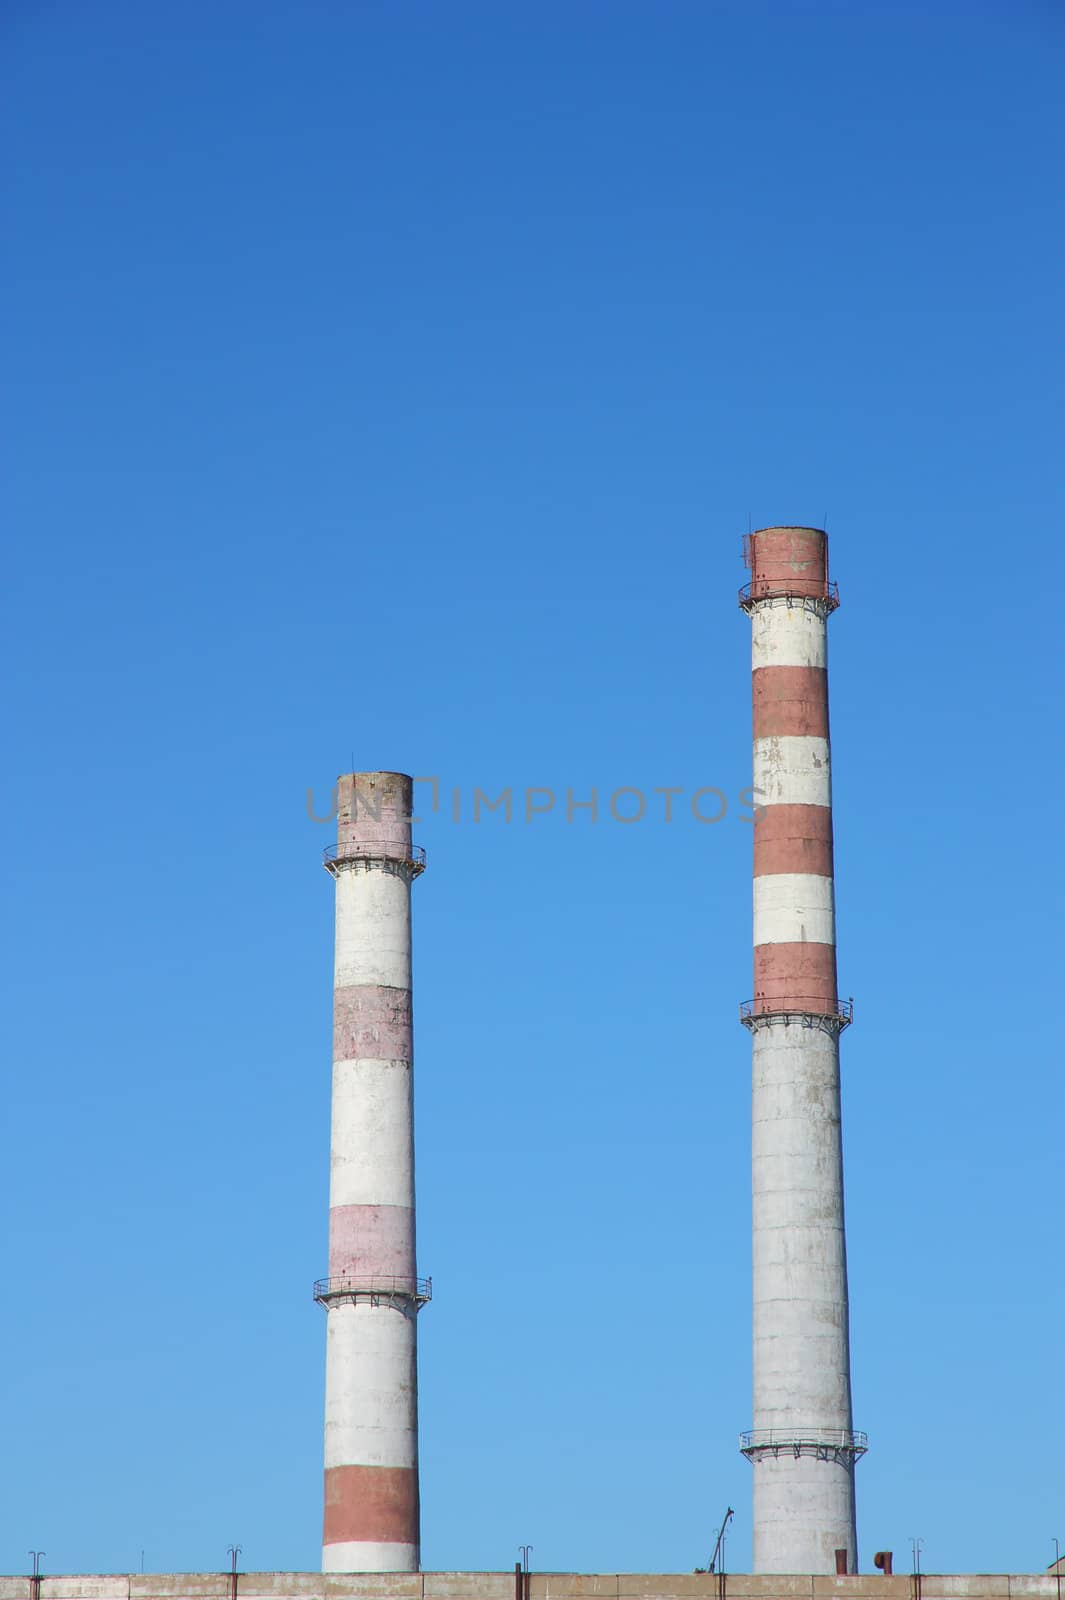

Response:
(737, 529), (867, 1574)
(316, 772), (429, 1572)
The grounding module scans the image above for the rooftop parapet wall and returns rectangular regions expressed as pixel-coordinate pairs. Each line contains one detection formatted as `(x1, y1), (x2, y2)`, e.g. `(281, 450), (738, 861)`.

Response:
(0, 1577), (1058, 1600)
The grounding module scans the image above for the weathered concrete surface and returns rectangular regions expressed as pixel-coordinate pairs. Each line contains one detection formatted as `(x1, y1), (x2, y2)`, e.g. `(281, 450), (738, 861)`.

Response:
(751, 1023), (851, 1429)
(752, 735), (832, 811)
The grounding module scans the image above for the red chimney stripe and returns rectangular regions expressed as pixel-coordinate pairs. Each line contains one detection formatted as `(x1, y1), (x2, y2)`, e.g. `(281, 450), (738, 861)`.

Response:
(754, 803), (834, 879)
(753, 665), (829, 740)
(323, 1463), (419, 1547)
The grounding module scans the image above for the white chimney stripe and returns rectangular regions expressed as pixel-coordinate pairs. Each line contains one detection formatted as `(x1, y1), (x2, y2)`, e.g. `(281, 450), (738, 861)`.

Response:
(322, 1543), (419, 1574)
(329, 1059), (415, 1209)
(324, 1305), (419, 1470)
(752, 603), (828, 671)
(335, 871), (412, 990)
(753, 872), (836, 948)
(753, 735), (832, 809)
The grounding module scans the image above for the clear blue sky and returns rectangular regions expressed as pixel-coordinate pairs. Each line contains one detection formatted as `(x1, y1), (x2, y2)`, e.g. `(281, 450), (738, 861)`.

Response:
(3, 0), (1062, 1580)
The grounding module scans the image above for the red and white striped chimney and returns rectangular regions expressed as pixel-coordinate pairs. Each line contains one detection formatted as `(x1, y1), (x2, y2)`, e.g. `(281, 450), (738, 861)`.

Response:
(317, 773), (429, 1572)
(738, 528), (866, 1574)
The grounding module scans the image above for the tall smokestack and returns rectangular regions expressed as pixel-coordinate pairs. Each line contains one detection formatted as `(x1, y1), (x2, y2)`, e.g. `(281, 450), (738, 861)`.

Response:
(316, 773), (429, 1573)
(738, 529), (866, 1574)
